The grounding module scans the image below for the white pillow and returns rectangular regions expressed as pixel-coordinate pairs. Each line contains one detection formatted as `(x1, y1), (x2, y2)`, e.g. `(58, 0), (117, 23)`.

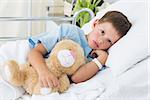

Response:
(81, 0), (149, 76)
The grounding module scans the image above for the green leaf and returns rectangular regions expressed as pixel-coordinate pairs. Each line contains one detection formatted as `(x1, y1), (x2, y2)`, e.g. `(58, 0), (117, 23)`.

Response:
(73, 0), (103, 27)
(95, 0), (101, 6)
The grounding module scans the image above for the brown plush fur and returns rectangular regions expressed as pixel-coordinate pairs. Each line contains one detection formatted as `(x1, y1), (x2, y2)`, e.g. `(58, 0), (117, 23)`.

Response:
(4, 39), (86, 95)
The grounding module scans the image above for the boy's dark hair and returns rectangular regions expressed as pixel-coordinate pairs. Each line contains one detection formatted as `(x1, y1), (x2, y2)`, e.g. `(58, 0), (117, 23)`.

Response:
(99, 11), (132, 37)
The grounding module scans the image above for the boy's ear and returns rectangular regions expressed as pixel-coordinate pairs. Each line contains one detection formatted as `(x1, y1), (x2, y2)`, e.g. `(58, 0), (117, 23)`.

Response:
(92, 19), (99, 29)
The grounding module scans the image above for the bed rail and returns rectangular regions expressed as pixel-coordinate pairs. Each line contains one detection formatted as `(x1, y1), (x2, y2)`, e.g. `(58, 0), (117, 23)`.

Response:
(0, 16), (76, 41)
(0, 16), (75, 23)
(0, 8), (94, 41)
(0, 37), (28, 41)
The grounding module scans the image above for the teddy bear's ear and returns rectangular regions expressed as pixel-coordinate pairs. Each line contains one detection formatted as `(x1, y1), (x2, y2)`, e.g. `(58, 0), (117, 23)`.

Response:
(57, 49), (75, 68)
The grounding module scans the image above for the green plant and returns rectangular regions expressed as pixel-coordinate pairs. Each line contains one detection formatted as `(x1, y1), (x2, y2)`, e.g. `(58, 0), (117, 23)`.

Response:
(73, 0), (103, 27)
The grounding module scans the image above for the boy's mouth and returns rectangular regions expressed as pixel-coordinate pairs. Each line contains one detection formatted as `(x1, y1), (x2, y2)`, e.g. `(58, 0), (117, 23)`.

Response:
(93, 40), (99, 48)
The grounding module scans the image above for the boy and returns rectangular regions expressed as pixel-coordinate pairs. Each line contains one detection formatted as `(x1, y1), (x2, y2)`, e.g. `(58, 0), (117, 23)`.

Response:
(27, 11), (132, 88)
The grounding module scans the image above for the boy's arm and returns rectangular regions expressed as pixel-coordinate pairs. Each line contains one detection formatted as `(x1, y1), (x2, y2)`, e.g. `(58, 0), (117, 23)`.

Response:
(28, 43), (60, 88)
(71, 50), (108, 83)
(28, 43), (48, 74)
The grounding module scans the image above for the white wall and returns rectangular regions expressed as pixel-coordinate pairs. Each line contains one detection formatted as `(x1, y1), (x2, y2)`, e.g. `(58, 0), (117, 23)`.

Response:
(0, 0), (47, 37)
(0, 0), (29, 37)
(31, 0), (47, 35)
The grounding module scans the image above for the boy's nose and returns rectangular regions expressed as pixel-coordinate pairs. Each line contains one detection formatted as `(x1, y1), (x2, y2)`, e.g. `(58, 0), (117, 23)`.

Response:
(98, 39), (103, 44)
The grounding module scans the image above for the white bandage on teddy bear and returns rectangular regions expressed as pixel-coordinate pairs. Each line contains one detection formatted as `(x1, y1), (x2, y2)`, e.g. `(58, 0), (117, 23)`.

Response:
(57, 49), (75, 67)
(92, 58), (103, 70)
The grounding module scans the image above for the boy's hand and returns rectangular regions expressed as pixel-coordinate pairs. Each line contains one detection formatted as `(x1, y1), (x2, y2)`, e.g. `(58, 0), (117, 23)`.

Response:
(38, 68), (60, 88)
(92, 50), (108, 65)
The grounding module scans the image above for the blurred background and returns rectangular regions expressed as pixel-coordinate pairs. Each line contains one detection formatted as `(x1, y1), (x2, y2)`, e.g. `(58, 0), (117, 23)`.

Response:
(0, 0), (119, 37)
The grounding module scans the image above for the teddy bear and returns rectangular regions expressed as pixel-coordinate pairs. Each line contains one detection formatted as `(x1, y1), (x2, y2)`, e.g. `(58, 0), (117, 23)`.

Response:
(3, 39), (86, 95)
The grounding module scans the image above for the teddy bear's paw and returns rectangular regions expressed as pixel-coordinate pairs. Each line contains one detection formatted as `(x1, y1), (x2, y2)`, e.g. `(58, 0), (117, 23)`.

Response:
(40, 87), (52, 95)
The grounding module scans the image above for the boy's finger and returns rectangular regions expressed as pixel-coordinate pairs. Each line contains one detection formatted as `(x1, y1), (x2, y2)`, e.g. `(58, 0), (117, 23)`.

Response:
(48, 80), (53, 88)
(56, 79), (60, 88)
(43, 80), (49, 87)
(40, 80), (44, 87)
(57, 81), (60, 88)
(53, 79), (60, 87)
(52, 81), (56, 87)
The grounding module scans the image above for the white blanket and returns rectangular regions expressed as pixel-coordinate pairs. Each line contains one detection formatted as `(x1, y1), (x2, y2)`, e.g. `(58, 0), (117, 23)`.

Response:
(0, 40), (30, 64)
(0, 40), (30, 100)
(31, 68), (112, 100)
(98, 57), (149, 100)
(31, 57), (149, 100)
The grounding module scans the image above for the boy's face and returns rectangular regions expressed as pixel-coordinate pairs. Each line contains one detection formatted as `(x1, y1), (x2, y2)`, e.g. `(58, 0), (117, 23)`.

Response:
(87, 20), (121, 50)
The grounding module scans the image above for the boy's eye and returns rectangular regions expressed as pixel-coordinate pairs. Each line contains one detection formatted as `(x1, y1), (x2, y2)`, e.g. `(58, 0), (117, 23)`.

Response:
(107, 39), (112, 45)
(101, 30), (105, 35)
(101, 30), (104, 33)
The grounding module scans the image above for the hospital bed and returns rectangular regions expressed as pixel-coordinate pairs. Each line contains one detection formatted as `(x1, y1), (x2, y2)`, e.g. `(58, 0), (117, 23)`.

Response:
(0, 0), (149, 100)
